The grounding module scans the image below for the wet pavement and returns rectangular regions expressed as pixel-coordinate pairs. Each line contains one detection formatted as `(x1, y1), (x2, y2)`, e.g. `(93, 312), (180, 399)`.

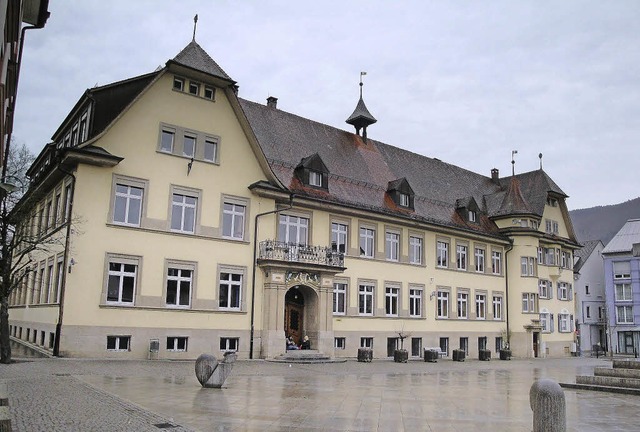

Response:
(3, 352), (640, 431)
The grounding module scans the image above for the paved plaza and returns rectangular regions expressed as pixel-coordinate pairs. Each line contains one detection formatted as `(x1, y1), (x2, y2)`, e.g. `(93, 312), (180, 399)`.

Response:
(2, 351), (640, 431)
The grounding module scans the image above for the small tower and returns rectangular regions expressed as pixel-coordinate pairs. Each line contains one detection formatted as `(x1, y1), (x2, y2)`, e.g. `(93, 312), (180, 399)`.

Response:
(346, 72), (377, 142)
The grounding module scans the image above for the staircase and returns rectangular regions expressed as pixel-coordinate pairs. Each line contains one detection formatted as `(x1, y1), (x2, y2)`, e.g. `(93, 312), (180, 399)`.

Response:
(269, 349), (346, 364)
(561, 359), (640, 395)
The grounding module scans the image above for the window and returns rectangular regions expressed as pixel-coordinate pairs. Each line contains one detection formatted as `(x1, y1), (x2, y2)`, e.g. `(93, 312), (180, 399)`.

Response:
(64, 184), (72, 223)
(385, 287), (399, 316)
(614, 262), (631, 279)
(437, 290), (449, 318)
(491, 251), (502, 275)
(53, 192), (62, 225)
(45, 262), (54, 303)
(160, 129), (175, 152)
(358, 284), (374, 316)
(460, 337), (469, 354)
(475, 294), (486, 319)
(492, 296), (502, 320)
(399, 193), (409, 207)
(113, 184), (143, 226)
(220, 337), (239, 352)
(539, 279), (551, 299)
(189, 81), (200, 95)
(521, 257), (535, 276)
(468, 210), (477, 222)
(547, 197), (558, 207)
(522, 293), (538, 313)
(107, 336), (131, 351)
(409, 288), (422, 317)
(222, 202), (245, 240)
(166, 267), (192, 308)
(585, 285), (590, 295)
(173, 76), (185, 91)
(204, 85), (215, 100)
(540, 312), (552, 333)
(545, 248), (555, 266)
(457, 292), (468, 319)
(219, 272), (242, 310)
(309, 171), (322, 187)
(204, 138), (218, 162)
(334, 337), (346, 349)
(183, 134), (196, 158)
(171, 193), (197, 233)
(495, 337), (503, 352)
(360, 337), (373, 349)
(167, 337), (188, 352)
(45, 200), (52, 230)
(617, 306), (633, 324)
(54, 259), (63, 304)
(331, 222), (348, 253)
(411, 338), (422, 357)
(556, 282), (571, 301)
(456, 245), (467, 270)
(475, 248), (485, 272)
(586, 306), (591, 319)
(279, 214), (309, 245)
(409, 236), (422, 265)
(537, 247), (544, 264)
(333, 282), (346, 315)
(559, 313), (572, 332)
(439, 337), (449, 356)
(615, 283), (632, 301)
(385, 231), (399, 261)
(106, 260), (137, 305)
(359, 227), (375, 258)
(436, 241), (449, 268)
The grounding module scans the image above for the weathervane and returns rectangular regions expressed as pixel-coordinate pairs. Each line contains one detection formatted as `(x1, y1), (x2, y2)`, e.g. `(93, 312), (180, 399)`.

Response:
(539, 153), (543, 170)
(511, 150), (518, 176)
(192, 14), (198, 41)
(359, 71), (366, 98)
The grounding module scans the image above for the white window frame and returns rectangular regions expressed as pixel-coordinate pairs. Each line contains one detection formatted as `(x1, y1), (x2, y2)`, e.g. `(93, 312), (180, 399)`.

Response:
(615, 283), (632, 302)
(475, 294), (486, 320)
(167, 336), (188, 352)
(385, 286), (399, 316)
(358, 284), (374, 316)
(204, 138), (218, 162)
(457, 292), (468, 319)
(385, 231), (400, 261)
(331, 222), (348, 253)
(437, 290), (449, 318)
(409, 288), (422, 318)
(220, 337), (239, 352)
(491, 251), (502, 275)
(165, 267), (193, 308)
(475, 247), (485, 273)
(492, 296), (502, 320)
(334, 337), (346, 349)
(222, 202), (246, 240)
(113, 183), (143, 226)
(456, 244), (467, 270)
(409, 236), (422, 265)
(399, 193), (409, 207)
(105, 257), (138, 305)
(309, 170), (322, 187)
(333, 282), (347, 315)
(279, 214), (309, 245)
(617, 306), (634, 324)
(436, 240), (449, 268)
(171, 192), (198, 234)
(160, 128), (175, 153)
(360, 337), (373, 348)
(183, 133), (196, 158)
(219, 271), (243, 311)
(359, 227), (375, 258)
(614, 262), (631, 279)
(107, 335), (131, 352)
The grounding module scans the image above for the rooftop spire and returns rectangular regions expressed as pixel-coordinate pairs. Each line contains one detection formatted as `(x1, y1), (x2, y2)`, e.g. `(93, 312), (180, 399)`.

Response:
(346, 71), (377, 142)
(192, 14), (198, 41)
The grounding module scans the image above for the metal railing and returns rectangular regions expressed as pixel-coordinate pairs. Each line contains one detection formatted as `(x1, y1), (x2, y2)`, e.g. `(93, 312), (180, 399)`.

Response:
(258, 240), (344, 267)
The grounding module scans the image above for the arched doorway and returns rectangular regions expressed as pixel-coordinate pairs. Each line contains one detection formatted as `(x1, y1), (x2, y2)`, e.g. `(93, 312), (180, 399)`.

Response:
(285, 286), (305, 345)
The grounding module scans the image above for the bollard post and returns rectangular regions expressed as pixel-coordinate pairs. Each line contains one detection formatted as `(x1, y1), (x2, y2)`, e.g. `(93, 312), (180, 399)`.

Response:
(529, 379), (566, 432)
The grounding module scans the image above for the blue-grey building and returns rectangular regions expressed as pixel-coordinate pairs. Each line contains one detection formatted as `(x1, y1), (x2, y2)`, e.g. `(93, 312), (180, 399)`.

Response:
(602, 219), (640, 354)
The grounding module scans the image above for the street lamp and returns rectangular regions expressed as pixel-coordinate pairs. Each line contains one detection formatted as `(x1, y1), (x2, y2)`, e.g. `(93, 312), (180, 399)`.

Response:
(0, 176), (25, 194)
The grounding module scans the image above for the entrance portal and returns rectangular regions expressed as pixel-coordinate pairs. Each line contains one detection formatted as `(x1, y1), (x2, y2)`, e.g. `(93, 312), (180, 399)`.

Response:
(285, 287), (304, 346)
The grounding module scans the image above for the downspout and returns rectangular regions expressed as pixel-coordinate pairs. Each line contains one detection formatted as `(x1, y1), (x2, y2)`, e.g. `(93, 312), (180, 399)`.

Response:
(504, 240), (514, 347)
(249, 194), (294, 359)
(53, 167), (75, 357)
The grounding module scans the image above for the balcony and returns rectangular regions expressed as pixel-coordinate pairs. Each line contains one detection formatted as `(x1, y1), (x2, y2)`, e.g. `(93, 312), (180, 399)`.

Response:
(258, 240), (345, 270)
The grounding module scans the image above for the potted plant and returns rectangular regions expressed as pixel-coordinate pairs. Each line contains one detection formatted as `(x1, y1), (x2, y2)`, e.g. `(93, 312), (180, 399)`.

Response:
(499, 328), (512, 360)
(394, 327), (409, 363)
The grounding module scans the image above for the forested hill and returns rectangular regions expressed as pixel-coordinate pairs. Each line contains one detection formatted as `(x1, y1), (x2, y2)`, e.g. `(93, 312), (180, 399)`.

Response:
(569, 197), (640, 246)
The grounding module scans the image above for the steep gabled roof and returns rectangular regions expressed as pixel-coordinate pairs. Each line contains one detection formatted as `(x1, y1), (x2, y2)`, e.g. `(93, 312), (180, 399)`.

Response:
(573, 239), (602, 273)
(603, 219), (640, 254)
(168, 40), (235, 84)
(493, 177), (534, 217)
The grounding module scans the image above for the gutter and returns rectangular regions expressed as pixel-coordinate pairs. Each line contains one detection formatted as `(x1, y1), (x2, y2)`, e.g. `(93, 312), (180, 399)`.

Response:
(504, 239), (514, 346)
(249, 194), (294, 359)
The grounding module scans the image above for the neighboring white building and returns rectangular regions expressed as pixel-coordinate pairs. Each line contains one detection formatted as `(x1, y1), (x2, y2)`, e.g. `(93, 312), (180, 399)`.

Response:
(573, 240), (605, 354)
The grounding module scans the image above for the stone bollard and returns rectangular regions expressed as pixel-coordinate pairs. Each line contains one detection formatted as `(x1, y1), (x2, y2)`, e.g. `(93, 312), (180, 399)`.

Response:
(195, 351), (237, 388)
(529, 379), (566, 432)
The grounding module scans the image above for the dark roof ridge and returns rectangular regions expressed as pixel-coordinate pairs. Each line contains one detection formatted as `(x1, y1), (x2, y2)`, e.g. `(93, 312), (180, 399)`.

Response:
(89, 70), (161, 94)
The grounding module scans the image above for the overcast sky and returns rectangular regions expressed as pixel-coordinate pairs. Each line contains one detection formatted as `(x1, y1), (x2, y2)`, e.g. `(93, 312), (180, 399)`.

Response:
(13, 1), (640, 210)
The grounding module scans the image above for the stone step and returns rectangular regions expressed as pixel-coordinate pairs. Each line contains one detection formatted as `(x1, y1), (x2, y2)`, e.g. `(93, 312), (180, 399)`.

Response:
(560, 382), (640, 396)
(594, 367), (640, 379)
(613, 359), (640, 370)
(576, 375), (640, 389)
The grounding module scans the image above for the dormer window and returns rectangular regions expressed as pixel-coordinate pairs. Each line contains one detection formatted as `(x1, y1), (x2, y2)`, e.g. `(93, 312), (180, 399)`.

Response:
(173, 77), (185, 91)
(547, 197), (558, 207)
(468, 210), (477, 222)
(204, 86), (215, 100)
(455, 196), (480, 224)
(295, 153), (329, 190)
(399, 193), (410, 207)
(309, 171), (322, 187)
(387, 178), (415, 211)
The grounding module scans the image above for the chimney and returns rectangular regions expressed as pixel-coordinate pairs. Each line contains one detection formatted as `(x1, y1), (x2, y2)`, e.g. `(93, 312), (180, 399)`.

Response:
(491, 168), (500, 184)
(266, 96), (278, 109)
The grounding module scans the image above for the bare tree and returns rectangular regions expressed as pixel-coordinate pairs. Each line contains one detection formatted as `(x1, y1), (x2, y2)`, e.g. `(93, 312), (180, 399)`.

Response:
(0, 141), (62, 363)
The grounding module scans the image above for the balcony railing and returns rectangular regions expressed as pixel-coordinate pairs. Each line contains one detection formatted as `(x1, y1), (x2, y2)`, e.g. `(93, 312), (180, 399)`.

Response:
(258, 240), (344, 268)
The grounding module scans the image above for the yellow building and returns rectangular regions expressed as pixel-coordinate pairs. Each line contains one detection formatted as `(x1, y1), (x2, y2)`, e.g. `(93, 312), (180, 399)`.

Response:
(8, 40), (580, 360)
